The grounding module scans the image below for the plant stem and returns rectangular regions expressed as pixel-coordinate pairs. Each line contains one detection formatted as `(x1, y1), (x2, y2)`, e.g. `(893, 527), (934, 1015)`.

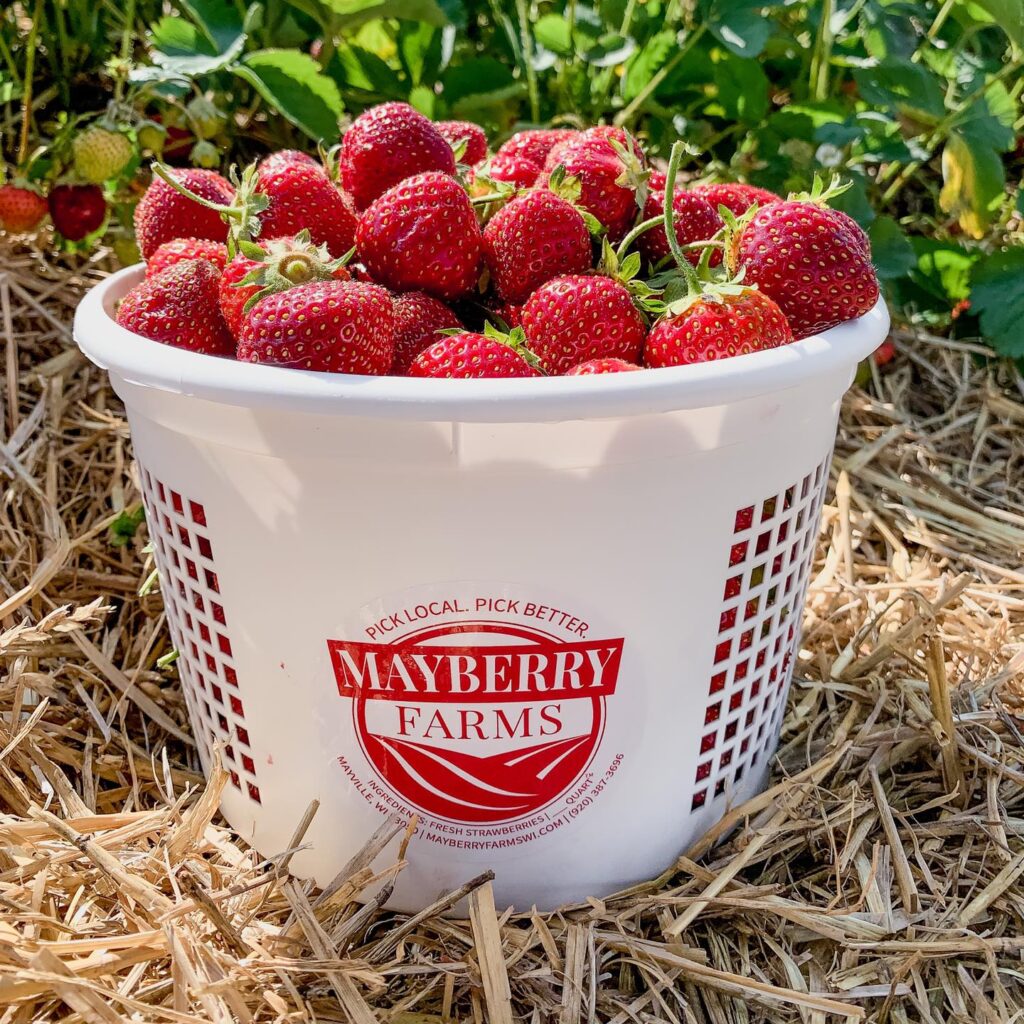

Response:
(663, 141), (701, 292)
(514, 0), (540, 123)
(614, 25), (705, 126)
(615, 215), (663, 260)
(809, 0), (834, 101)
(18, 0), (43, 167)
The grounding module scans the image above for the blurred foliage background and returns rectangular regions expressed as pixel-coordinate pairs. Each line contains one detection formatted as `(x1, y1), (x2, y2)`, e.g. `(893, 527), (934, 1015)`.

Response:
(1, 0), (1022, 356)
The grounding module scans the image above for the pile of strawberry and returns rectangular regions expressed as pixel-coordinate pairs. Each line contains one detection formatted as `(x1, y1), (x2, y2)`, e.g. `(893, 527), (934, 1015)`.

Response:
(116, 103), (880, 379)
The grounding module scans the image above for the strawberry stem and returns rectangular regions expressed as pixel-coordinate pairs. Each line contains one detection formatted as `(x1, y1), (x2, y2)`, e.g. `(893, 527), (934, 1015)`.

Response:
(663, 142), (702, 293)
(615, 214), (665, 261)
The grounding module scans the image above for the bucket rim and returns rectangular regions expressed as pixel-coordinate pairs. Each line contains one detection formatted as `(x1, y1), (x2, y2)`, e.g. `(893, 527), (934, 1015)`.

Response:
(74, 264), (890, 423)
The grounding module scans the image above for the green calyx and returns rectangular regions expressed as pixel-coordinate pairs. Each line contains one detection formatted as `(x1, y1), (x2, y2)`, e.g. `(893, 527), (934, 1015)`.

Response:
(610, 132), (651, 213)
(480, 320), (545, 372)
(152, 160), (270, 255)
(236, 230), (352, 313)
(597, 237), (662, 313)
(547, 163), (605, 236)
(787, 172), (852, 206)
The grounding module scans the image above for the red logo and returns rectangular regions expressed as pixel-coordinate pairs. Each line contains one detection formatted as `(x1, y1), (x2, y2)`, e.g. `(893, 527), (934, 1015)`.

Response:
(329, 623), (623, 823)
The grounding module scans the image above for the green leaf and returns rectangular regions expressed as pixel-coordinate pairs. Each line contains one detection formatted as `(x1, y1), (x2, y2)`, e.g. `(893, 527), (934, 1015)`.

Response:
(235, 50), (343, 142)
(961, 0), (1024, 48)
(441, 57), (523, 113)
(969, 249), (1024, 356)
(174, 0), (245, 52)
(852, 60), (946, 122)
(317, 0), (452, 29)
(867, 217), (915, 280)
(327, 44), (404, 96)
(408, 83), (436, 118)
(910, 237), (979, 303)
(622, 31), (675, 102)
(149, 17), (245, 75)
(957, 83), (1017, 153)
(939, 131), (1005, 239)
(397, 21), (442, 85)
(711, 53), (768, 123)
(534, 13), (573, 55)
(706, 0), (774, 58)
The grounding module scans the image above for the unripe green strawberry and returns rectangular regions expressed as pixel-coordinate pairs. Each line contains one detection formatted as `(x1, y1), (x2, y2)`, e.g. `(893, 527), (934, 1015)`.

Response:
(190, 140), (220, 169)
(136, 121), (167, 154)
(72, 126), (135, 184)
(187, 96), (226, 139)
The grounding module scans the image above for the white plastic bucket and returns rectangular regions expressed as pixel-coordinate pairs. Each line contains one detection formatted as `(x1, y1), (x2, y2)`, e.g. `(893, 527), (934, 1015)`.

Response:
(75, 265), (889, 911)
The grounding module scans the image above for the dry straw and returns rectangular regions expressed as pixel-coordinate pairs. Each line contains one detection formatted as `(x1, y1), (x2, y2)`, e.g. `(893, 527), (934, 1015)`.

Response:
(1, 239), (1023, 1022)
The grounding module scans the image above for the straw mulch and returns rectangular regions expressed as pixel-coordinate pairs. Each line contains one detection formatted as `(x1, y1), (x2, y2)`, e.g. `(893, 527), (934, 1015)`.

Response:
(2, 239), (1023, 1023)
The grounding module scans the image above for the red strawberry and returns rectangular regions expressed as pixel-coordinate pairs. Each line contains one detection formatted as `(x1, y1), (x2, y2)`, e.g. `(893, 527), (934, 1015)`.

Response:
(219, 251), (262, 338)
(436, 120), (488, 165)
(644, 289), (792, 367)
(147, 237), (228, 277)
(390, 292), (463, 375)
(639, 172), (723, 266)
(483, 190), (591, 304)
(340, 102), (456, 210)
(691, 182), (780, 217)
(255, 162), (357, 258)
(566, 357), (641, 375)
(873, 338), (896, 366)
(356, 172), (482, 301)
(542, 132), (645, 242)
(238, 280), (393, 374)
(409, 331), (540, 379)
(219, 232), (351, 338)
(48, 184), (107, 241)
(486, 152), (542, 189)
(497, 128), (579, 167)
(542, 126), (636, 173)
(116, 259), (234, 355)
(134, 168), (233, 258)
(0, 185), (47, 232)
(732, 187), (879, 338)
(521, 274), (647, 375)
(258, 150), (319, 174)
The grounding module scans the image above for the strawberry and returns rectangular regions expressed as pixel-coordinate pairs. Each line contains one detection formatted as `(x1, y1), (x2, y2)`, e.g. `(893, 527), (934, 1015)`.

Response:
(542, 130), (646, 242)
(566, 357), (641, 375)
(237, 280), (393, 374)
(436, 120), (488, 166)
(147, 238), (228, 277)
(219, 232), (351, 338)
(0, 185), (48, 232)
(48, 184), (106, 241)
(340, 102), (456, 210)
(134, 168), (233, 258)
(496, 128), (578, 168)
(356, 172), (482, 301)
(218, 252), (263, 338)
(691, 182), (780, 217)
(644, 288), (792, 367)
(116, 259), (234, 355)
(486, 152), (542, 189)
(732, 179), (879, 338)
(255, 161), (357, 257)
(521, 274), (647, 375)
(72, 126), (135, 184)
(390, 292), (463, 375)
(258, 150), (319, 174)
(483, 190), (592, 304)
(639, 171), (723, 267)
(409, 329), (541, 379)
